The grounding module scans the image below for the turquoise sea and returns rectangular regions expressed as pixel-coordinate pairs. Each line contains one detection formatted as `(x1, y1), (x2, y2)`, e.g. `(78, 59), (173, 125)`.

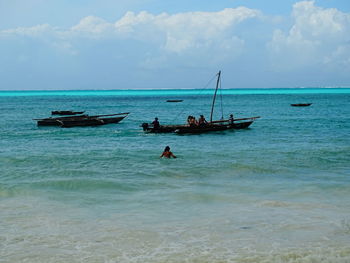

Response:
(1, 88), (350, 262)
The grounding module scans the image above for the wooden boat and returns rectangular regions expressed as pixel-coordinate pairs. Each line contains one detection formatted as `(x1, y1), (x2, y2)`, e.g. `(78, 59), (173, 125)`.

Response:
(34, 112), (129, 127)
(291, 103), (312, 107)
(141, 117), (258, 133)
(166, 99), (183, 103)
(52, 110), (85, 115)
(141, 123), (185, 133)
(35, 115), (88, 126)
(142, 71), (259, 134)
(60, 115), (127, 128)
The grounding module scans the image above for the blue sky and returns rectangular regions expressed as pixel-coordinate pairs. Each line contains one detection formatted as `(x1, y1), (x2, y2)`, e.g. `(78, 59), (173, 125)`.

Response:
(0, 0), (349, 90)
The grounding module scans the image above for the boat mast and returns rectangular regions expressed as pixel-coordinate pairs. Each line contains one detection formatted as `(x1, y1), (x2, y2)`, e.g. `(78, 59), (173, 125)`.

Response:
(210, 70), (221, 122)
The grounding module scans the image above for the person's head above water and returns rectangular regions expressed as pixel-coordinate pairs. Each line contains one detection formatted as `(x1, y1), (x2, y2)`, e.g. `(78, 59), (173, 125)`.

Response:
(164, 146), (170, 152)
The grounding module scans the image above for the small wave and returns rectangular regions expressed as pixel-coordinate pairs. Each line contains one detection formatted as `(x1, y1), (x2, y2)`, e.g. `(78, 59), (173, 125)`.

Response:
(32, 178), (138, 192)
(259, 200), (294, 207)
(258, 200), (330, 209)
(0, 186), (30, 198)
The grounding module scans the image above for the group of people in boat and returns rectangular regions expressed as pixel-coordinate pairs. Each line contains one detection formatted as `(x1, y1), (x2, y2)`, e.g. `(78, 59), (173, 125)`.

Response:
(153, 114), (235, 129)
(152, 115), (210, 128)
(187, 115), (208, 127)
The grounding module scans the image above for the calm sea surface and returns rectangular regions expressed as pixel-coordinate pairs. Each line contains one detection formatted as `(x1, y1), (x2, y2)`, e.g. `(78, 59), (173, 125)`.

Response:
(1, 89), (350, 262)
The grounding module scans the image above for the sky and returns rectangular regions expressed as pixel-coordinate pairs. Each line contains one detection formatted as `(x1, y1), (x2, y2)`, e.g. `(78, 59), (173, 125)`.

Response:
(0, 0), (349, 90)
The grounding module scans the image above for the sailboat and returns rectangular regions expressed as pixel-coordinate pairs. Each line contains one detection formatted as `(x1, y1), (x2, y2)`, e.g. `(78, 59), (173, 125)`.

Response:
(141, 71), (260, 134)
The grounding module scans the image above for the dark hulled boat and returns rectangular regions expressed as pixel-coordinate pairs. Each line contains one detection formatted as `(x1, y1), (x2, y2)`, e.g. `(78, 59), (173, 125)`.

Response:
(166, 99), (183, 103)
(34, 113), (129, 127)
(142, 117), (258, 134)
(291, 103), (312, 107)
(142, 71), (259, 134)
(35, 115), (88, 126)
(60, 115), (128, 128)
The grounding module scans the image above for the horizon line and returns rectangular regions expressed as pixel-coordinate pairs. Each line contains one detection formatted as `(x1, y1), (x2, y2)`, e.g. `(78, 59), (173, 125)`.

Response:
(1, 87), (350, 92)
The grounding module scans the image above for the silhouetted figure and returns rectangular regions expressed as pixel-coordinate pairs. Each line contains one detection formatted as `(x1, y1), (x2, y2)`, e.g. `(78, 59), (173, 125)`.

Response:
(229, 114), (234, 125)
(152, 117), (160, 129)
(198, 115), (208, 126)
(160, 146), (177, 158)
(187, 115), (192, 125)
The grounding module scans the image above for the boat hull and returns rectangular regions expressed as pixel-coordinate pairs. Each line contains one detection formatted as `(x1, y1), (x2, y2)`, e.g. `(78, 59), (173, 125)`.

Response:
(37, 115), (88, 126)
(175, 124), (230, 134)
(230, 121), (253, 129)
(166, 100), (183, 103)
(291, 103), (312, 107)
(60, 116), (126, 127)
(141, 123), (184, 133)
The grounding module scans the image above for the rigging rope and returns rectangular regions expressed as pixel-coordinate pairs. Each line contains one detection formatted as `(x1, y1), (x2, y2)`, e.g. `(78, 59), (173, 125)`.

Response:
(171, 73), (218, 123)
(219, 74), (224, 120)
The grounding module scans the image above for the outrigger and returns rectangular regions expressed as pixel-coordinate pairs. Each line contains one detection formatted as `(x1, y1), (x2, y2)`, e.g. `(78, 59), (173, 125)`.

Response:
(51, 110), (85, 115)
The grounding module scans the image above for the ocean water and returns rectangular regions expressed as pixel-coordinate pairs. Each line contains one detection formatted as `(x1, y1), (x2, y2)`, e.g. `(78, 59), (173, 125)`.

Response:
(1, 89), (350, 262)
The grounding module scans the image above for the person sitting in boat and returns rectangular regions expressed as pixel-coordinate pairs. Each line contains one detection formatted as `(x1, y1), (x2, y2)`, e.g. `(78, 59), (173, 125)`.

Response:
(187, 115), (192, 125)
(229, 114), (234, 124)
(187, 116), (197, 127)
(152, 117), (160, 129)
(160, 146), (177, 158)
(198, 115), (208, 126)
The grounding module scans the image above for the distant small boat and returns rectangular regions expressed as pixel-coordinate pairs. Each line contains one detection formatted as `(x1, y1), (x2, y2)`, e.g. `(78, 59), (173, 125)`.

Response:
(52, 110), (85, 115)
(291, 103), (312, 107)
(166, 99), (183, 103)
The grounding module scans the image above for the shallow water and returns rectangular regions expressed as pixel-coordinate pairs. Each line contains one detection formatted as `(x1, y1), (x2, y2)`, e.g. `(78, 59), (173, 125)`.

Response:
(1, 89), (350, 262)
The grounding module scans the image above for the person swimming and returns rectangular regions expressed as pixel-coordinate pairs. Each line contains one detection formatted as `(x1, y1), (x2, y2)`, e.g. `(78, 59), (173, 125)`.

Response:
(160, 146), (177, 158)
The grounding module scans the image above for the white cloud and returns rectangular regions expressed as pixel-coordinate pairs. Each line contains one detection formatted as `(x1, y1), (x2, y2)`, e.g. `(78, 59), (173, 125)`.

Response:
(0, 7), (260, 56)
(0, 24), (54, 37)
(267, 1), (350, 70)
(0, 7), (262, 70)
(291, 1), (348, 39)
(71, 16), (114, 36)
(115, 8), (260, 53)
